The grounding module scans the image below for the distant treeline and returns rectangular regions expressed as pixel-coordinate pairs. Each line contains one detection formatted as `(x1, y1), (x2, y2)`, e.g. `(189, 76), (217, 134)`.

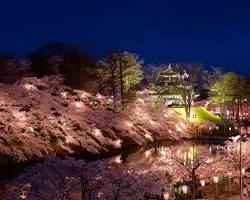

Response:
(0, 42), (250, 116)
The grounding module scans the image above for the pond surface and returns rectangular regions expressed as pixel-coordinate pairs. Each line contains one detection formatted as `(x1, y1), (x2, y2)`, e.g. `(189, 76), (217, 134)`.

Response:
(109, 139), (225, 171)
(109, 139), (238, 199)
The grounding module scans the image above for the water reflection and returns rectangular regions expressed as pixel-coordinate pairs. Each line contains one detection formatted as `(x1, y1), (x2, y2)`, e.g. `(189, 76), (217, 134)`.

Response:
(108, 140), (234, 199)
(114, 140), (222, 172)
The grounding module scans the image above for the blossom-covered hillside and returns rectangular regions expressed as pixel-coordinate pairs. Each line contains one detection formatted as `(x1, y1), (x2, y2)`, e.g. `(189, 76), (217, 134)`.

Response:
(0, 76), (188, 164)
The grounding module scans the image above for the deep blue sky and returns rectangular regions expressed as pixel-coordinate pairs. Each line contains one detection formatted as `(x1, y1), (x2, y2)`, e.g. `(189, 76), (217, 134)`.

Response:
(1, 0), (250, 75)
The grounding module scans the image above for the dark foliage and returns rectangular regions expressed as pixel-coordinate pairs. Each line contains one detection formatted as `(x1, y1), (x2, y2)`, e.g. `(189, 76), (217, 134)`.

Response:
(30, 53), (52, 77)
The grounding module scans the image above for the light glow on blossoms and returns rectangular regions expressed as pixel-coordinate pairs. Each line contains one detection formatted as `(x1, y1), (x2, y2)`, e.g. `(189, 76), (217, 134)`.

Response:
(114, 139), (122, 148)
(19, 193), (27, 199)
(60, 92), (68, 98)
(0, 97), (5, 105)
(97, 192), (103, 198)
(65, 136), (74, 144)
(94, 128), (102, 136)
(227, 172), (232, 177)
(145, 133), (153, 141)
(176, 126), (182, 132)
(163, 192), (169, 200)
(96, 93), (102, 99)
(175, 122), (186, 132)
(28, 127), (34, 132)
(81, 92), (86, 98)
(95, 175), (102, 181)
(145, 148), (153, 158)
(13, 111), (26, 122)
(126, 121), (133, 127)
(179, 122), (186, 129)
(137, 98), (145, 104)
(159, 147), (170, 157)
(59, 117), (67, 126)
(107, 98), (113, 103)
(23, 84), (37, 91)
(74, 101), (84, 110)
(149, 119), (157, 125)
(231, 135), (240, 143)
(111, 155), (122, 164)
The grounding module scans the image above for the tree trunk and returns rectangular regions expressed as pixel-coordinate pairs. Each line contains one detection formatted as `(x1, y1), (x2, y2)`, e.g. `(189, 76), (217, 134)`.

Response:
(221, 103), (226, 121)
(185, 106), (190, 127)
(110, 65), (117, 111)
(232, 103), (235, 118)
(192, 169), (197, 199)
(236, 101), (239, 119)
(119, 53), (124, 110)
(239, 98), (243, 116)
(81, 176), (90, 200)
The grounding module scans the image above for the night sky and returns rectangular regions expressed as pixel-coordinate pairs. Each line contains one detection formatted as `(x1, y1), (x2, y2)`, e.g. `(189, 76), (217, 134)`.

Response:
(1, 0), (250, 75)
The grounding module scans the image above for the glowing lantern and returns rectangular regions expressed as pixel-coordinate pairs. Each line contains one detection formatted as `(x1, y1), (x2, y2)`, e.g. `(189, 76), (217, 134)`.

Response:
(182, 185), (188, 194)
(213, 176), (219, 183)
(200, 180), (205, 187)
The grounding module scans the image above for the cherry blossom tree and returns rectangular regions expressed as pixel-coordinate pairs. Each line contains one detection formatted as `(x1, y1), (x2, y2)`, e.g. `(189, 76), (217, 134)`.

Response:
(2, 158), (170, 200)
